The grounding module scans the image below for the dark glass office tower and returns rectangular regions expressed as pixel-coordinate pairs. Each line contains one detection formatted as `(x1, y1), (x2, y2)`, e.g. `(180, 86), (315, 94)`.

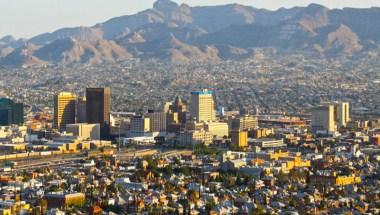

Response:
(0, 98), (24, 126)
(86, 88), (111, 139)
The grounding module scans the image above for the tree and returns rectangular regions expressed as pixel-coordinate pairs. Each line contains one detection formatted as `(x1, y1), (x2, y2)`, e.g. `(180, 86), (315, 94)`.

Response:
(165, 182), (175, 194)
(178, 166), (191, 176)
(319, 199), (327, 210)
(289, 198), (296, 207)
(22, 174), (31, 182)
(187, 190), (199, 203)
(163, 164), (174, 176)
(205, 200), (215, 213)
(251, 206), (265, 215)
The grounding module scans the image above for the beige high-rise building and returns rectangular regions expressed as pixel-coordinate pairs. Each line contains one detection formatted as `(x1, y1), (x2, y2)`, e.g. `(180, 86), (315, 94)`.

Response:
(335, 102), (350, 128)
(54, 92), (77, 130)
(190, 90), (215, 123)
(311, 104), (336, 133)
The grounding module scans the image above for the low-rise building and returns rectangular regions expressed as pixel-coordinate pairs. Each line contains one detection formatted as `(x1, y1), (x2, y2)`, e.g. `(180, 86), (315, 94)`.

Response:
(204, 122), (229, 138)
(44, 192), (85, 209)
(309, 172), (361, 186)
(230, 130), (248, 148)
(249, 138), (286, 148)
(177, 130), (213, 146)
(66, 123), (100, 140)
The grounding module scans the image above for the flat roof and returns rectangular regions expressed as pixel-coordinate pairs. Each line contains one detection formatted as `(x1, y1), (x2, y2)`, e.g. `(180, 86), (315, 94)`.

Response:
(191, 91), (214, 95)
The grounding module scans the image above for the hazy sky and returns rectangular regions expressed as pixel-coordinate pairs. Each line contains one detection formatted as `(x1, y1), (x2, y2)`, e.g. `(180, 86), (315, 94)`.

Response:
(1, 0), (380, 39)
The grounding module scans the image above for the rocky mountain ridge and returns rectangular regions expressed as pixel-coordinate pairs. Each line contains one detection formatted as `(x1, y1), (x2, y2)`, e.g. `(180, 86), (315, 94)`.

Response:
(1, 0), (380, 66)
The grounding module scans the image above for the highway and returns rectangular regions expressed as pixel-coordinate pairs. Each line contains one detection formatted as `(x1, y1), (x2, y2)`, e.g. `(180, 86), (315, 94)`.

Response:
(10, 148), (193, 171)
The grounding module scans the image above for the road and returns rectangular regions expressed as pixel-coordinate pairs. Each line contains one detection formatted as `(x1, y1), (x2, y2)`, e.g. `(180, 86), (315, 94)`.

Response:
(11, 148), (193, 171)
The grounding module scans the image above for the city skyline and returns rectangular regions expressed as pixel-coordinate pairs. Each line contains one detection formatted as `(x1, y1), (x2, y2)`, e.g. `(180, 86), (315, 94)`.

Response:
(0, 0), (379, 214)
(1, 0), (380, 38)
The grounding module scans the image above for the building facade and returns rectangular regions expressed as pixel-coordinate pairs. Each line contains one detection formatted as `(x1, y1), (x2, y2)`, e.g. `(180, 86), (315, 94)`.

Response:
(169, 96), (187, 124)
(178, 130), (213, 146)
(76, 97), (86, 123)
(146, 111), (167, 132)
(204, 122), (229, 138)
(190, 90), (215, 123)
(0, 98), (23, 126)
(44, 192), (85, 209)
(130, 116), (150, 133)
(335, 102), (350, 128)
(86, 88), (111, 139)
(66, 123), (100, 140)
(312, 102), (350, 133)
(231, 130), (248, 148)
(311, 104), (336, 133)
(54, 92), (76, 130)
(229, 115), (258, 131)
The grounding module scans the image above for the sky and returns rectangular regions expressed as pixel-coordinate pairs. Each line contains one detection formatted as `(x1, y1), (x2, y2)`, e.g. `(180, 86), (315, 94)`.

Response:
(1, 0), (380, 39)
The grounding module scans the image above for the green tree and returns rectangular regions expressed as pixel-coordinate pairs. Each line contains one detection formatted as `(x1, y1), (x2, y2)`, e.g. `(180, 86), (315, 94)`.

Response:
(251, 206), (265, 215)
(165, 182), (175, 194)
(205, 200), (215, 213)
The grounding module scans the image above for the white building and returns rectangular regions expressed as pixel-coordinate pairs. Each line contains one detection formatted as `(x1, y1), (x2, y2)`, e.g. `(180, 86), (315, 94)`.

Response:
(66, 123), (100, 140)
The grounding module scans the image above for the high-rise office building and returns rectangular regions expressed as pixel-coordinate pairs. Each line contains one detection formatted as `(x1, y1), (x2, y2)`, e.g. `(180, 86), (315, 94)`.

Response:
(0, 98), (23, 126)
(190, 90), (215, 123)
(76, 97), (86, 123)
(171, 96), (187, 124)
(86, 88), (111, 139)
(130, 116), (150, 133)
(166, 96), (187, 124)
(146, 110), (167, 132)
(164, 102), (172, 114)
(167, 111), (179, 125)
(54, 92), (77, 130)
(311, 104), (336, 133)
(334, 102), (350, 128)
(171, 96), (186, 112)
(312, 102), (350, 134)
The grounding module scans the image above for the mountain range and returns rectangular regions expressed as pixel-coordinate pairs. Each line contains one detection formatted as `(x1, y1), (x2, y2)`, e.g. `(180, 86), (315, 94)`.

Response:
(1, 0), (380, 67)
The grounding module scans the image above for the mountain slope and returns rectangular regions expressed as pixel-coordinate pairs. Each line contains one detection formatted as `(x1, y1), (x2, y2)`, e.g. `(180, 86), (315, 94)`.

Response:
(2, 0), (380, 66)
(128, 33), (220, 62)
(0, 43), (46, 67)
(34, 38), (132, 64)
